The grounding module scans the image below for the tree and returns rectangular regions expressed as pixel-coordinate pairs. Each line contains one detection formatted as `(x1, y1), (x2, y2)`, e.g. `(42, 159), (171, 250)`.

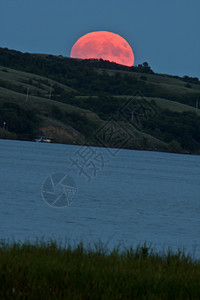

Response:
(143, 62), (149, 68)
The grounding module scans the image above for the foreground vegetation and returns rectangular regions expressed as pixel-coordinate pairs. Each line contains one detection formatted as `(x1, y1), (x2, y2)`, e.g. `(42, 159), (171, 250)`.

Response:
(0, 240), (200, 299)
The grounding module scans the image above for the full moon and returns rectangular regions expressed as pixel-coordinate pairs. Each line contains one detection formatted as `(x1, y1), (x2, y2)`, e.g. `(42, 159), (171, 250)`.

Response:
(70, 31), (135, 67)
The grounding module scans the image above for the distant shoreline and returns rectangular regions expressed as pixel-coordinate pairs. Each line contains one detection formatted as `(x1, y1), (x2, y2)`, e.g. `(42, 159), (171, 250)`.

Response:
(0, 136), (195, 156)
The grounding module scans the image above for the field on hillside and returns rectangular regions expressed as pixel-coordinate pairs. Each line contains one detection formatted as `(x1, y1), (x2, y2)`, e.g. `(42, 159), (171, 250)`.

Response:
(0, 47), (200, 153)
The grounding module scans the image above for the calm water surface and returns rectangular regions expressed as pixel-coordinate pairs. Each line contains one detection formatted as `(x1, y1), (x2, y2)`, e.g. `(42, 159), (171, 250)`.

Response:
(0, 139), (200, 255)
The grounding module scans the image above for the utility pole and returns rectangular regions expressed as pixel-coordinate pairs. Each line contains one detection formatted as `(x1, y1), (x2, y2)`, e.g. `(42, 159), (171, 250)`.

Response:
(26, 87), (29, 103)
(196, 99), (199, 113)
(49, 85), (52, 100)
(130, 111), (134, 121)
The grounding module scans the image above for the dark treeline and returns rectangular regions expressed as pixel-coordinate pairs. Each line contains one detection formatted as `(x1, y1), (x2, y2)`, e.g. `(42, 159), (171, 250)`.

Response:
(0, 47), (199, 107)
(0, 102), (39, 139)
(142, 109), (200, 152)
(0, 48), (152, 96)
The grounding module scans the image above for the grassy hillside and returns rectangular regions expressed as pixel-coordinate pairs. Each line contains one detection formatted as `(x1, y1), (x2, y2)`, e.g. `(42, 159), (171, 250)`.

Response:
(0, 47), (200, 153)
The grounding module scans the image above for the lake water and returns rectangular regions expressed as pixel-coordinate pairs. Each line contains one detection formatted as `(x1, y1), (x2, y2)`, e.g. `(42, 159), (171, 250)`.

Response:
(1, 139), (200, 256)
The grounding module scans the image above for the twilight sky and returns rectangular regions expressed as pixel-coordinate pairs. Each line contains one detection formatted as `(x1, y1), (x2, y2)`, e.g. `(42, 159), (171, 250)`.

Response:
(1, 0), (200, 78)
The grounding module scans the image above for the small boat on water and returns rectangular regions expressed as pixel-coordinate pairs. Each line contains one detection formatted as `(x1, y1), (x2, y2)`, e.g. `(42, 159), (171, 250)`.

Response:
(34, 136), (52, 143)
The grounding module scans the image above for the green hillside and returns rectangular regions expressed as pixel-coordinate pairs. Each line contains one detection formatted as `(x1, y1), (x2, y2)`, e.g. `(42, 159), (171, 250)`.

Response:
(0, 47), (200, 154)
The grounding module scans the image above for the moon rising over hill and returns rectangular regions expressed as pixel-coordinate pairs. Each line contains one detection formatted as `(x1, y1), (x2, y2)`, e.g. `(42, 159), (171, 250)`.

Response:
(70, 31), (135, 67)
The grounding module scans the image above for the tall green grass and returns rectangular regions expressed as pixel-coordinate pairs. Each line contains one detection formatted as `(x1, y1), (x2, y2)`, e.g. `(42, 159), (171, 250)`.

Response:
(0, 239), (200, 299)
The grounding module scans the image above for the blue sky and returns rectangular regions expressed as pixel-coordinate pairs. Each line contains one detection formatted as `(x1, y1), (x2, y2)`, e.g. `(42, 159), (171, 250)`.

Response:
(1, 0), (200, 78)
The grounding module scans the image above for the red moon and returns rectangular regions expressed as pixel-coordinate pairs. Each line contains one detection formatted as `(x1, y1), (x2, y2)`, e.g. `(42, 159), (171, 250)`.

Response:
(70, 31), (135, 67)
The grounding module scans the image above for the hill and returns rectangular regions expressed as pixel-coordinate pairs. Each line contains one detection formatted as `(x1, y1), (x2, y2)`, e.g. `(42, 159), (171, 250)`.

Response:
(0, 47), (200, 154)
